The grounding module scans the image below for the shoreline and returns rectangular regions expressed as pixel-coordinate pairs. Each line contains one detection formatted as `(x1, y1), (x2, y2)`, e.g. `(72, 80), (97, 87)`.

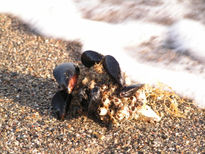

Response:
(0, 14), (204, 153)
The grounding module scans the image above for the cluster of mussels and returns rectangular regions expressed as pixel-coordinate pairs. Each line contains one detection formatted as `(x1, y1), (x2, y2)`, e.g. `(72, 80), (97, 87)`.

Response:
(51, 50), (161, 124)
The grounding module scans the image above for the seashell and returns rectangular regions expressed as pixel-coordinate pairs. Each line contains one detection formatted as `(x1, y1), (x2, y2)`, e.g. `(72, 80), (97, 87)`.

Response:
(103, 55), (124, 86)
(130, 96), (137, 103)
(137, 105), (161, 122)
(53, 63), (80, 94)
(119, 84), (144, 97)
(102, 98), (110, 108)
(89, 80), (96, 89)
(88, 86), (101, 113)
(101, 85), (108, 91)
(99, 107), (108, 116)
(82, 77), (89, 85)
(116, 113), (124, 121)
(129, 97), (136, 107)
(113, 98), (122, 107)
(138, 91), (147, 104)
(51, 90), (73, 120)
(93, 63), (104, 74)
(81, 50), (104, 67)
(133, 113), (140, 120)
(121, 106), (130, 119)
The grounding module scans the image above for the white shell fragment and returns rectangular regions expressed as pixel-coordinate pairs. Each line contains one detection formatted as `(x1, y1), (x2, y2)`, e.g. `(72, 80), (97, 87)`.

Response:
(99, 107), (108, 116)
(137, 105), (161, 122)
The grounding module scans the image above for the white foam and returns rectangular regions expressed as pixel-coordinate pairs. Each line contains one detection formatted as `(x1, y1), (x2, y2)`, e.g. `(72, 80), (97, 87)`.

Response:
(166, 19), (205, 62)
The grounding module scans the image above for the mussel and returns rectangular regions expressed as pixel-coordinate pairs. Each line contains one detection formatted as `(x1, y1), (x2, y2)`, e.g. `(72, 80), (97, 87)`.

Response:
(51, 50), (145, 123)
(103, 55), (124, 87)
(81, 51), (124, 87)
(119, 84), (144, 97)
(88, 86), (101, 113)
(52, 62), (79, 120)
(53, 63), (80, 94)
(81, 50), (103, 67)
(51, 90), (73, 120)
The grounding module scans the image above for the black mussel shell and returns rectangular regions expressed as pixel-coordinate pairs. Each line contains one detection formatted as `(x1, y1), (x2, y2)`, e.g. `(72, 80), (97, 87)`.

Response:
(51, 90), (73, 120)
(119, 84), (144, 97)
(103, 55), (123, 86)
(79, 86), (101, 113)
(53, 63), (79, 93)
(81, 50), (104, 67)
(88, 86), (101, 113)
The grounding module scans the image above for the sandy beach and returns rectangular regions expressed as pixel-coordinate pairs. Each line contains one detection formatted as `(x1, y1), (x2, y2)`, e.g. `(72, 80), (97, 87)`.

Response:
(0, 14), (204, 153)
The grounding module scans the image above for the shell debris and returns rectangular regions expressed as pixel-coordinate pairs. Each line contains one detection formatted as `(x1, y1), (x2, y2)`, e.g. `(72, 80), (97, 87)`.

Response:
(69, 50), (185, 125)
(72, 61), (161, 125)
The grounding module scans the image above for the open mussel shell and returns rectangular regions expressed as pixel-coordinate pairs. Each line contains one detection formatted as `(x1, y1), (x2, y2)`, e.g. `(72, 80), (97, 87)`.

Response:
(81, 50), (104, 67)
(51, 90), (73, 120)
(53, 63), (79, 93)
(119, 84), (144, 97)
(103, 55), (123, 87)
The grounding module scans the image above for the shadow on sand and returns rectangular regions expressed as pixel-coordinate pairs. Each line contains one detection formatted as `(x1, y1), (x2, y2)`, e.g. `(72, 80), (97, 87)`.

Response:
(0, 68), (107, 127)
